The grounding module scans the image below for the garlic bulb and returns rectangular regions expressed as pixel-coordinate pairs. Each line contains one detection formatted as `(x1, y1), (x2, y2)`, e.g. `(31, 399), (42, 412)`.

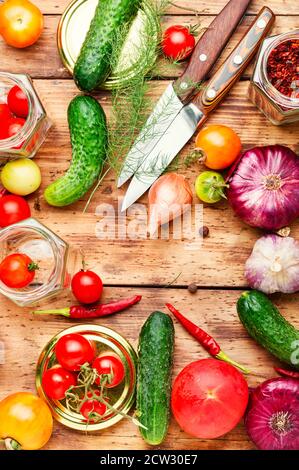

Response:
(245, 234), (299, 294)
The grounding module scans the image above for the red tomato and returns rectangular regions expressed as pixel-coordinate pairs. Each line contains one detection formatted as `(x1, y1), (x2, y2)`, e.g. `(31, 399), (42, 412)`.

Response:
(0, 195), (31, 227)
(5, 117), (26, 138)
(162, 25), (196, 61)
(80, 398), (107, 423)
(55, 333), (95, 371)
(0, 103), (12, 122)
(0, 252), (37, 288)
(171, 358), (249, 439)
(7, 86), (29, 118)
(42, 366), (77, 401)
(93, 354), (125, 388)
(71, 270), (103, 304)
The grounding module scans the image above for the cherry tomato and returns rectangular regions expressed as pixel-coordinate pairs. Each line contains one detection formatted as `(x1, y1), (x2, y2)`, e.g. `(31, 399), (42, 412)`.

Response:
(0, 252), (38, 288)
(0, 0), (44, 49)
(7, 85), (29, 118)
(80, 398), (107, 423)
(42, 366), (77, 401)
(55, 333), (95, 371)
(162, 25), (196, 61)
(0, 194), (31, 227)
(1, 158), (41, 196)
(0, 103), (12, 123)
(71, 270), (103, 304)
(195, 171), (227, 204)
(0, 392), (53, 450)
(171, 359), (249, 439)
(195, 125), (241, 170)
(0, 117), (26, 141)
(93, 354), (125, 388)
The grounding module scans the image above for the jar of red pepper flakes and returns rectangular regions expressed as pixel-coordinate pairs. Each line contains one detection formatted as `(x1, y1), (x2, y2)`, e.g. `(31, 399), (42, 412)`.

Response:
(248, 30), (299, 125)
(0, 72), (52, 160)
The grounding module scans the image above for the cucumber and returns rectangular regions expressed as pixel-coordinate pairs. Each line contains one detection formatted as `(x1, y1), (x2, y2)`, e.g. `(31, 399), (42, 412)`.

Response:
(44, 95), (107, 207)
(237, 290), (299, 369)
(74, 0), (142, 91)
(137, 311), (174, 445)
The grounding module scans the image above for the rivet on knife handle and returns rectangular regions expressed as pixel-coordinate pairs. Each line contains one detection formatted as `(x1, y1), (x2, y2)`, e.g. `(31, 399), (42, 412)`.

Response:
(195, 7), (275, 113)
(174, 0), (252, 104)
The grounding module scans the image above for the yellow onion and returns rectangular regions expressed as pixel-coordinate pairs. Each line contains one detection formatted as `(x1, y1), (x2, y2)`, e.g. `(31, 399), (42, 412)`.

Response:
(148, 173), (192, 235)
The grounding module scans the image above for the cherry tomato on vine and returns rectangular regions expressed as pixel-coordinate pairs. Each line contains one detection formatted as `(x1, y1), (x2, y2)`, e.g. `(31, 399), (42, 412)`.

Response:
(71, 270), (103, 304)
(162, 25), (196, 61)
(195, 171), (228, 204)
(0, 194), (31, 227)
(42, 366), (77, 401)
(0, 253), (38, 288)
(7, 86), (29, 118)
(0, 0), (44, 49)
(195, 125), (241, 170)
(55, 333), (95, 371)
(0, 103), (12, 123)
(80, 398), (107, 423)
(93, 354), (125, 388)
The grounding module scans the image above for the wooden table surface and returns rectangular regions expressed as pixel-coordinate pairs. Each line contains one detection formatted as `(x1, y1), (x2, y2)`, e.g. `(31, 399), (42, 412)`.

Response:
(1, 0), (299, 451)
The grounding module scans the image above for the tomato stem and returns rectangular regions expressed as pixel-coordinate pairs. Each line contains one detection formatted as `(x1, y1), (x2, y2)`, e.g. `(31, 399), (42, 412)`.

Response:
(4, 438), (21, 450)
(216, 351), (251, 374)
(28, 262), (39, 272)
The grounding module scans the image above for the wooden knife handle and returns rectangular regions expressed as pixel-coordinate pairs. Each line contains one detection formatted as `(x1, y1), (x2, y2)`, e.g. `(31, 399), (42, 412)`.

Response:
(193, 7), (275, 113)
(174, 0), (252, 103)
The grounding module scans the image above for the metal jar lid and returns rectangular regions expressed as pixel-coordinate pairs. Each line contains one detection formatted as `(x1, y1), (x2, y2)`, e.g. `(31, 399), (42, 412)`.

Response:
(36, 324), (137, 431)
(57, 0), (160, 90)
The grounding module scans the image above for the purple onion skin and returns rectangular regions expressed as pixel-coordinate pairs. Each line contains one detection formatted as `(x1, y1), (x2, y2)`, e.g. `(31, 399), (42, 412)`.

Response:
(245, 378), (299, 450)
(227, 145), (299, 230)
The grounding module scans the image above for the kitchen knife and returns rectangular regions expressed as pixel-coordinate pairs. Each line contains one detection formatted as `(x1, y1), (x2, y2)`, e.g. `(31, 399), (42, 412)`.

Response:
(121, 7), (275, 212)
(117, 0), (252, 188)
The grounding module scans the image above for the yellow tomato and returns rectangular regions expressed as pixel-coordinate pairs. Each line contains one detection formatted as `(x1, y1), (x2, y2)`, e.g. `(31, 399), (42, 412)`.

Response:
(0, 0), (43, 49)
(1, 158), (41, 195)
(0, 392), (53, 450)
(195, 125), (241, 170)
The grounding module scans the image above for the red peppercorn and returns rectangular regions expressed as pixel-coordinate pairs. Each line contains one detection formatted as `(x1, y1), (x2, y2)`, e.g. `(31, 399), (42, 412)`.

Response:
(267, 39), (299, 98)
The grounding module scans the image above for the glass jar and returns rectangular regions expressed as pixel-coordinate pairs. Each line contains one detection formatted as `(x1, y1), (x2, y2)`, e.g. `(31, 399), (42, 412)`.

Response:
(0, 218), (81, 307)
(36, 324), (137, 431)
(0, 72), (52, 160)
(248, 30), (299, 125)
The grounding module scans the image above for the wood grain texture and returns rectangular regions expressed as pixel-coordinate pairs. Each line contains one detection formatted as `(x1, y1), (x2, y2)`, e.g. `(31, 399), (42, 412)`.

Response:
(1, 0), (299, 452)
(0, 15), (297, 79)
(31, 0), (299, 16)
(1, 287), (298, 450)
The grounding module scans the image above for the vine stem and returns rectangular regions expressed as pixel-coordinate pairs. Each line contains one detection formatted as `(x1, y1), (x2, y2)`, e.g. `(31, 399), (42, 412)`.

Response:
(169, 1), (207, 16)
(83, 167), (111, 213)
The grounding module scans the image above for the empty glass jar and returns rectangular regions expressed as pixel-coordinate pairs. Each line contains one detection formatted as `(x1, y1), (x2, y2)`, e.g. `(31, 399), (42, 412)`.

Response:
(0, 218), (81, 307)
(0, 72), (52, 160)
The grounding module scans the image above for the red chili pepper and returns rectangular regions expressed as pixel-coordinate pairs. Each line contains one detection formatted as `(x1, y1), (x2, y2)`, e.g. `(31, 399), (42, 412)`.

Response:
(274, 366), (299, 379)
(34, 295), (142, 319)
(165, 303), (250, 374)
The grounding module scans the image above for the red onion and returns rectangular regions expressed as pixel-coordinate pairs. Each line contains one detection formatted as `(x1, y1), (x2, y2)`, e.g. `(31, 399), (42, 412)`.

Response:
(227, 145), (299, 230)
(245, 377), (299, 450)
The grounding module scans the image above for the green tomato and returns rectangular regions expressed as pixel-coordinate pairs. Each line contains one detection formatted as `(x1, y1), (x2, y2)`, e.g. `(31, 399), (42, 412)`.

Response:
(195, 171), (227, 204)
(1, 159), (41, 196)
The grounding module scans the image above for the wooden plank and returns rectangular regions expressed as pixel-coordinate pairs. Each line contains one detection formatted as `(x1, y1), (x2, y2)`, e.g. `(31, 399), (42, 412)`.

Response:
(0, 15), (297, 79)
(34, 0), (299, 16)
(19, 78), (298, 288)
(1, 287), (298, 450)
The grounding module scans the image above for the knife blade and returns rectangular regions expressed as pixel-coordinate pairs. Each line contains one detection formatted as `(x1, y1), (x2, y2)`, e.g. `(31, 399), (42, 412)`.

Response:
(117, 0), (252, 188)
(121, 7), (275, 212)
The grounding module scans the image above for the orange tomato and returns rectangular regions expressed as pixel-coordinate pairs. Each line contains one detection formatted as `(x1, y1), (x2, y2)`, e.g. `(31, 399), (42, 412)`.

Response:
(0, 392), (53, 450)
(0, 0), (43, 49)
(195, 125), (241, 170)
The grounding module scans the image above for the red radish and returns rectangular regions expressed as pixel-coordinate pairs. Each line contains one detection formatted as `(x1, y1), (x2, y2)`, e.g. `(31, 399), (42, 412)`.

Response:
(171, 358), (249, 439)
(245, 377), (299, 450)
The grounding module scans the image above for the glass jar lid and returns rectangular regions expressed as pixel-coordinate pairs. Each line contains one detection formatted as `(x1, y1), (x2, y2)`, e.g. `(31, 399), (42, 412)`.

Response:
(57, 0), (160, 90)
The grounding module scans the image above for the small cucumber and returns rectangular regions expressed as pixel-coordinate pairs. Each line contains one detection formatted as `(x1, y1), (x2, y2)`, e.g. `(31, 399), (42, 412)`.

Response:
(237, 290), (299, 369)
(137, 311), (174, 445)
(44, 95), (107, 207)
(74, 0), (142, 91)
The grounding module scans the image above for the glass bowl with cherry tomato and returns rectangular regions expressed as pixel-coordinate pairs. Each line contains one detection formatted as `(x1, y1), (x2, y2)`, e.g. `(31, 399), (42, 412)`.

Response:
(36, 325), (137, 431)
(0, 71), (51, 160)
